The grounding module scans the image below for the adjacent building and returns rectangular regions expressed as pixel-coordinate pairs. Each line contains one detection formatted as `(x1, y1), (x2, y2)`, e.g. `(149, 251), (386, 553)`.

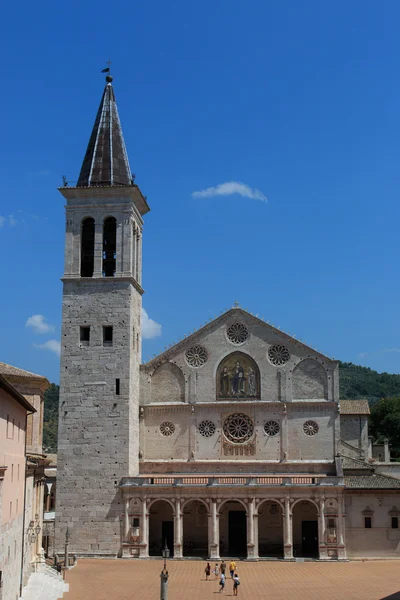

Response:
(0, 362), (50, 599)
(0, 374), (35, 600)
(55, 76), (400, 562)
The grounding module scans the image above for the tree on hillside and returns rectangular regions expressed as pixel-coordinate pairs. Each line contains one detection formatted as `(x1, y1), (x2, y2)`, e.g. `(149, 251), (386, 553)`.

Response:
(43, 383), (59, 452)
(370, 398), (400, 458)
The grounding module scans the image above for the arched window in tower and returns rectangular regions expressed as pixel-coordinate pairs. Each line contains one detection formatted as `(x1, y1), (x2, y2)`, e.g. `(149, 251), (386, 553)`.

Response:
(103, 217), (117, 277)
(80, 217), (95, 277)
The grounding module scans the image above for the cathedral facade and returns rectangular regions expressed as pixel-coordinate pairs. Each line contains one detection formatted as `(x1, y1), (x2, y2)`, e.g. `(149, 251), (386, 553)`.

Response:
(55, 77), (400, 561)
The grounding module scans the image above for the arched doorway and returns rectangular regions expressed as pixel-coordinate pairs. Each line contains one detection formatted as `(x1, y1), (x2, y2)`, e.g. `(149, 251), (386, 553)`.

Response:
(258, 501), (283, 558)
(292, 500), (319, 558)
(219, 500), (247, 557)
(149, 500), (174, 557)
(182, 500), (208, 557)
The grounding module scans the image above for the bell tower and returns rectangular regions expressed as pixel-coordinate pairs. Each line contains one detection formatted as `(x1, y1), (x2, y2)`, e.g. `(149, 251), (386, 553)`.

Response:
(55, 73), (149, 556)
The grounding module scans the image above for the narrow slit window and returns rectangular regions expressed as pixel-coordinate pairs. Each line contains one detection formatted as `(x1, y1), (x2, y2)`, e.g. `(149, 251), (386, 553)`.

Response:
(80, 326), (90, 345)
(103, 326), (113, 346)
(81, 217), (95, 277)
(116, 379), (120, 395)
(392, 517), (399, 529)
(328, 518), (335, 529)
(364, 517), (372, 528)
(132, 517), (140, 528)
(103, 217), (117, 277)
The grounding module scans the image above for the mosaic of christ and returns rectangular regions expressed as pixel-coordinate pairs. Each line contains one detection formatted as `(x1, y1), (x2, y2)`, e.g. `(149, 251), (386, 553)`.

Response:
(217, 353), (260, 398)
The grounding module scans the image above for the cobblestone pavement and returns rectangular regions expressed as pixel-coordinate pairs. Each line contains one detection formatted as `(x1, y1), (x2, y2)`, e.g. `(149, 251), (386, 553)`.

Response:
(65, 559), (400, 600)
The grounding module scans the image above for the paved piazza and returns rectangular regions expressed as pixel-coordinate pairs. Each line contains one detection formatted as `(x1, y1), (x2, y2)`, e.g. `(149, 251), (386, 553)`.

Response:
(65, 559), (400, 599)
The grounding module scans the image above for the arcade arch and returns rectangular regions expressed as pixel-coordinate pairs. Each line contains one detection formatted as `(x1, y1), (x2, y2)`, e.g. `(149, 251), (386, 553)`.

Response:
(257, 500), (284, 558)
(148, 499), (174, 557)
(292, 500), (319, 557)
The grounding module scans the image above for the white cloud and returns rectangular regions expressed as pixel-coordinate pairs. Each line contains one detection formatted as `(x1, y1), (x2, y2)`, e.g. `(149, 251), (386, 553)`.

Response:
(34, 339), (61, 356)
(0, 216), (5, 227)
(26, 314), (55, 334)
(381, 348), (400, 354)
(357, 352), (368, 359)
(192, 181), (267, 202)
(142, 308), (162, 339)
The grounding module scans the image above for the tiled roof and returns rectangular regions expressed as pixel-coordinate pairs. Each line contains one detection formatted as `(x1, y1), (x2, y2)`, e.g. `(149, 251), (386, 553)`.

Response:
(340, 400), (370, 415)
(0, 361), (47, 381)
(77, 81), (132, 187)
(0, 374), (36, 412)
(345, 474), (400, 489)
(342, 456), (371, 471)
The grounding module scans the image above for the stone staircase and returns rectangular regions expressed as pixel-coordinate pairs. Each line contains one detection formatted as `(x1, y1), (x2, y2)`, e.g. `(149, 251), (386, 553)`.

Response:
(20, 565), (69, 600)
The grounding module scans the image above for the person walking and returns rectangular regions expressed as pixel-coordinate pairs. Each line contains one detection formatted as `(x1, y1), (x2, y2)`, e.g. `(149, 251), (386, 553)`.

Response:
(220, 560), (226, 576)
(214, 563), (220, 579)
(205, 562), (211, 581)
(229, 560), (236, 579)
(233, 572), (240, 596)
(219, 572), (226, 593)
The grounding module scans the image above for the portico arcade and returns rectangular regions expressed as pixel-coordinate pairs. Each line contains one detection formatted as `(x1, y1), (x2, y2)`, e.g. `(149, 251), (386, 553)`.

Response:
(120, 477), (347, 561)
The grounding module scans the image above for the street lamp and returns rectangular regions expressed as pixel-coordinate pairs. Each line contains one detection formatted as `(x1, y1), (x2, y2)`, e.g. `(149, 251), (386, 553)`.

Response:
(160, 540), (170, 600)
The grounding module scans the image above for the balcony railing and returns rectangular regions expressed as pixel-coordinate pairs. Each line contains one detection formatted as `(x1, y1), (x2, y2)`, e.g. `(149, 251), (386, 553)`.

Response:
(120, 475), (344, 487)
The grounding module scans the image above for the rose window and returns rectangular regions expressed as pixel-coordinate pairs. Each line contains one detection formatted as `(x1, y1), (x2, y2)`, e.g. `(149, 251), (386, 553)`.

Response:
(264, 420), (280, 436)
(186, 345), (208, 367)
(160, 421), (175, 436)
(227, 323), (249, 344)
(303, 420), (319, 436)
(268, 344), (290, 366)
(223, 413), (254, 443)
(198, 420), (216, 437)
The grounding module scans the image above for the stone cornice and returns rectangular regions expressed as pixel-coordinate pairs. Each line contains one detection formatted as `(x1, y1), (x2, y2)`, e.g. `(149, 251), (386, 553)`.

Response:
(61, 276), (144, 295)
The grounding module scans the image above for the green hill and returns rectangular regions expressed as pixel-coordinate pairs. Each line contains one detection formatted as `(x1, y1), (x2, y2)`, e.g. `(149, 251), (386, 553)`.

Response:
(338, 361), (400, 404)
(42, 362), (400, 452)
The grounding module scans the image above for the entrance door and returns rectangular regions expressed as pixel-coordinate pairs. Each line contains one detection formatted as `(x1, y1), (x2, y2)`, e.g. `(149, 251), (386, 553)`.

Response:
(301, 521), (318, 557)
(228, 511), (247, 556)
(161, 521), (174, 557)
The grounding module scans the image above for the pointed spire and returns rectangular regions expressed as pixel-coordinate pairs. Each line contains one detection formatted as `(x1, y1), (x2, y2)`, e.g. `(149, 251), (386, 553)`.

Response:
(77, 77), (132, 187)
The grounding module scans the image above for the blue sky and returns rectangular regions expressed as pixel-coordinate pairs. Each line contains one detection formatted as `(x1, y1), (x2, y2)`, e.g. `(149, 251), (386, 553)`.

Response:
(1, 0), (400, 384)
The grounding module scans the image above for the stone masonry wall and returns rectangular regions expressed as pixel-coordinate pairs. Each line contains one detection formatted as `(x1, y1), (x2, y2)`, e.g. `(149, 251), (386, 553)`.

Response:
(55, 279), (141, 556)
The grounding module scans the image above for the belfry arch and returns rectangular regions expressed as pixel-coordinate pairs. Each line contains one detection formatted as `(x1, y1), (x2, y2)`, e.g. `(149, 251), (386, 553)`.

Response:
(103, 216), (117, 277)
(80, 217), (95, 277)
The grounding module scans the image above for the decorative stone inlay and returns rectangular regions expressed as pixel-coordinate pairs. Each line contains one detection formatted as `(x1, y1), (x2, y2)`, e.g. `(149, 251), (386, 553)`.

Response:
(264, 420), (280, 436)
(303, 420), (319, 436)
(198, 420), (216, 437)
(268, 344), (290, 366)
(227, 322), (249, 345)
(223, 413), (254, 443)
(185, 345), (208, 367)
(160, 421), (175, 436)
(223, 441), (256, 456)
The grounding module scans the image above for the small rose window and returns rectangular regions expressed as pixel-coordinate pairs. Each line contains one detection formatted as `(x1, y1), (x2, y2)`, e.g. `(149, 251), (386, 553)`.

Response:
(160, 421), (175, 436)
(303, 420), (319, 436)
(227, 323), (249, 344)
(268, 344), (290, 366)
(198, 420), (216, 437)
(186, 345), (208, 367)
(264, 420), (280, 436)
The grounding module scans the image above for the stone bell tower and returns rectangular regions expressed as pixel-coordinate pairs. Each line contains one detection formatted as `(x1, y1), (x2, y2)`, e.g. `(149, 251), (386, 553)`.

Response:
(55, 73), (150, 556)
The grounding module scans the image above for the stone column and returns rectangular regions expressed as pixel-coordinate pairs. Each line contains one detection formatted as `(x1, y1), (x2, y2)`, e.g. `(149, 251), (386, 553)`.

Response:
(209, 500), (220, 559)
(173, 499), (183, 559)
(45, 483), (53, 512)
(139, 499), (149, 558)
(246, 499), (257, 560)
(337, 496), (346, 559)
(131, 222), (136, 279)
(93, 219), (103, 277)
(124, 498), (130, 542)
(253, 512), (259, 560)
(318, 497), (327, 559)
(283, 497), (293, 559)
